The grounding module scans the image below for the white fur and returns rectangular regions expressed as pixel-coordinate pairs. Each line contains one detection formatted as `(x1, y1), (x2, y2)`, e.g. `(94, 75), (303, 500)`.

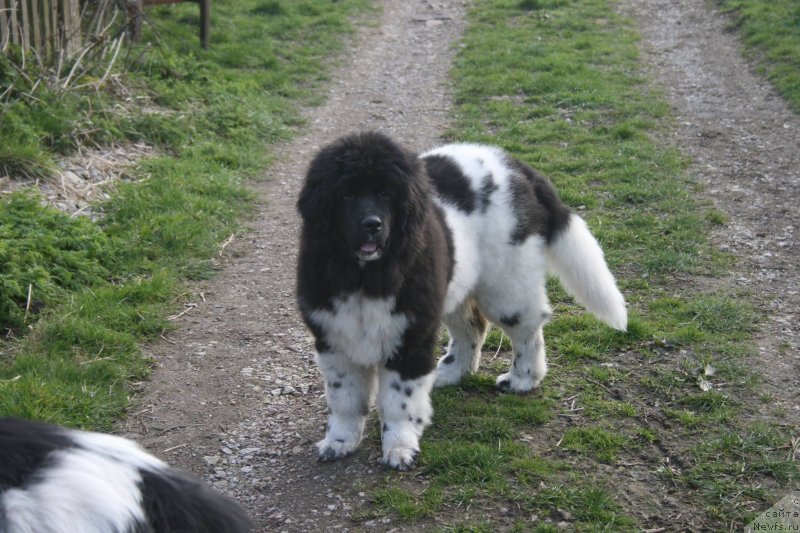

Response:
(309, 293), (409, 367)
(2, 431), (164, 533)
(309, 140), (627, 466)
(433, 202), (480, 315)
(424, 143), (627, 392)
(545, 214), (628, 330)
(315, 351), (377, 460)
(377, 370), (435, 470)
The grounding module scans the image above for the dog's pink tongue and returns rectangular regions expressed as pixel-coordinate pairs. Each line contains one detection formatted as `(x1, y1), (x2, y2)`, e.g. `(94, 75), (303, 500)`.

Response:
(360, 242), (377, 253)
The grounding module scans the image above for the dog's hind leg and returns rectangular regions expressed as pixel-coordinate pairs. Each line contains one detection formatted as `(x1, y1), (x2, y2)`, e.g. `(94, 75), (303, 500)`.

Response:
(377, 369), (436, 470)
(434, 300), (488, 387)
(495, 323), (549, 393)
(316, 352), (377, 461)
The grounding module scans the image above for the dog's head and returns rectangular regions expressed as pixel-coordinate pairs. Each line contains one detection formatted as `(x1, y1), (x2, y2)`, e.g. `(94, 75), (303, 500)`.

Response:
(298, 132), (428, 262)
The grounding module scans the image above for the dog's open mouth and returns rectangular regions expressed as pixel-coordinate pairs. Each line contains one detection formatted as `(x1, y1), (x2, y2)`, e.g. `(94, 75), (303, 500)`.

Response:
(356, 242), (382, 261)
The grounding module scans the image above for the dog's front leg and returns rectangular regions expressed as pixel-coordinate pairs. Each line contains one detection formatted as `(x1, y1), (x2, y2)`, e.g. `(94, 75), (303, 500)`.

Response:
(316, 352), (376, 461)
(377, 368), (435, 470)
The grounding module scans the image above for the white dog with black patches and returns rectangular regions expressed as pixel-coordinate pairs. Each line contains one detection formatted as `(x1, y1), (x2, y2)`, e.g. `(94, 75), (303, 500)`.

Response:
(297, 132), (626, 470)
(0, 418), (252, 533)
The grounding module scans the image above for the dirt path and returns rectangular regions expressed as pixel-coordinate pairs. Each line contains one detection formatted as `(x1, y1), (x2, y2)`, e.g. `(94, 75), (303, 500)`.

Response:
(121, 0), (799, 530)
(620, 0), (799, 423)
(121, 1), (467, 530)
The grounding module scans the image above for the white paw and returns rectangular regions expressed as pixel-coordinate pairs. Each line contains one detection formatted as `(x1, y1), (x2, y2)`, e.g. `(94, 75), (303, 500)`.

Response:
(433, 355), (467, 388)
(382, 447), (419, 471)
(317, 435), (359, 462)
(495, 371), (542, 393)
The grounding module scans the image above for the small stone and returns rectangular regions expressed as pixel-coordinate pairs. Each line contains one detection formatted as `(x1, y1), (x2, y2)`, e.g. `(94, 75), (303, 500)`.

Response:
(203, 455), (221, 466)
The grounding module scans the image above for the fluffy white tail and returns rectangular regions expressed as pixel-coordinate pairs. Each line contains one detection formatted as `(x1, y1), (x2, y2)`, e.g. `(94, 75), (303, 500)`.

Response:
(545, 214), (627, 331)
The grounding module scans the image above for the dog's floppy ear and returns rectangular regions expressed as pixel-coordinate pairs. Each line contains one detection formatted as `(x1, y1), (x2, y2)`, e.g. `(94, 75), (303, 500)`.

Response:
(297, 150), (337, 233)
(400, 159), (429, 236)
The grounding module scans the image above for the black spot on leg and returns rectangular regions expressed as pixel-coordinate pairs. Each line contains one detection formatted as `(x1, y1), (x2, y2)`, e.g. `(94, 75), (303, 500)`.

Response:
(500, 313), (521, 327)
(401, 403), (407, 410)
(415, 417), (423, 425)
(408, 415), (413, 422)
(526, 369), (531, 375)
(331, 381), (342, 389)
(391, 382), (401, 392)
(404, 387), (413, 397)
(383, 423), (388, 433)
(442, 354), (455, 364)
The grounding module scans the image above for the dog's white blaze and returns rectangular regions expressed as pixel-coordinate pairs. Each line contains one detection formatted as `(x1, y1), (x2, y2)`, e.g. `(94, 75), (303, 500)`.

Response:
(69, 429), (168, 471)
(309, 293), (409, 367)
(2, 448), (148, 533)
(2, 429), (167, 533)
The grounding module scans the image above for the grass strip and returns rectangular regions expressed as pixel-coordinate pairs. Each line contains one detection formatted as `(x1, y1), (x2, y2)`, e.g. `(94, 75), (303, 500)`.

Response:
(366, 0), (797, 529)
(0, 0), (370, 429)
(716, 0), (800, 113)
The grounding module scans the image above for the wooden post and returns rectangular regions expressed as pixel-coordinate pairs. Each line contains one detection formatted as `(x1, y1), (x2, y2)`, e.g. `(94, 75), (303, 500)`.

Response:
(64, 0), (81, 57)
(30, 0), (41, 54)
(199, 0), (209, 49)
(42, 0), (53, 59)
(0, 0), (8, 51)
(8, 0), (19, 46)
(129, 0), (143, 42)
(19, 0), (28, 52)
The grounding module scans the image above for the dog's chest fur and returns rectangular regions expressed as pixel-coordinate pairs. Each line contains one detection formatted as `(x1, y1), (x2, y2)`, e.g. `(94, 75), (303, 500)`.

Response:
(308, 293), (409, 367)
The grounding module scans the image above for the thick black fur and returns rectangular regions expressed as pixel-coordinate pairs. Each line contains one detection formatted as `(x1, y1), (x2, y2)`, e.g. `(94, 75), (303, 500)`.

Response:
(297, 131), (452, 380)
(0, 418), (252, 533)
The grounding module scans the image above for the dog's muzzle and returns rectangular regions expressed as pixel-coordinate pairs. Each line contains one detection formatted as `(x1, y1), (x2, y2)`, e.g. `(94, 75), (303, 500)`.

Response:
(356, 215), (384, 261)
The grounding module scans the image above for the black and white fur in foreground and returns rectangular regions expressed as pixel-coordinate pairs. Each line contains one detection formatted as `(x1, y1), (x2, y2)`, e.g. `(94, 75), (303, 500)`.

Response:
(296, 132), (627, 470)
(0, 418), (252, 533)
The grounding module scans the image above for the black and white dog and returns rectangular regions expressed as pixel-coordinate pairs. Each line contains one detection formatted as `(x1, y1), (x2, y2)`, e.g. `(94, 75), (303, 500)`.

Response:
(296, 132), (626, 470)
(0, 418), (252, 532)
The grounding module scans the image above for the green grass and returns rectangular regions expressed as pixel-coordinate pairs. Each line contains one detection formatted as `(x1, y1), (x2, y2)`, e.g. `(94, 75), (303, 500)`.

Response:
(367, 0), (798, 529)
(0, 0), (370, 429)
(716, 0), (800, 112)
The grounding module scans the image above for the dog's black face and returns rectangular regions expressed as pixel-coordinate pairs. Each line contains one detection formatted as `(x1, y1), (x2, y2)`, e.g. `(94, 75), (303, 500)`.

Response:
(298, 132), (429, 265)
(338, 182), (393, 262)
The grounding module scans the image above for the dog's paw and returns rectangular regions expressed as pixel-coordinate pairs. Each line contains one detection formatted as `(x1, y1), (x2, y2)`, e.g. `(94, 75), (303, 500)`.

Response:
(433, 356), (467, 388)
(495, 371), (542, 393)
(381, 447), (419, 471)
(316, 436), (358, 462)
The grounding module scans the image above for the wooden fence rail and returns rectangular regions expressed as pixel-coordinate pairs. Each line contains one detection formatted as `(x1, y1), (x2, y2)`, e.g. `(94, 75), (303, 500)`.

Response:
(0, 0), (82, 59)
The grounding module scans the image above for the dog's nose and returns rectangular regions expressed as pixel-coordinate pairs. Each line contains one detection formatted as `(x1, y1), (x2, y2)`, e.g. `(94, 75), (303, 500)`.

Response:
(361, 216), (383, 234)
